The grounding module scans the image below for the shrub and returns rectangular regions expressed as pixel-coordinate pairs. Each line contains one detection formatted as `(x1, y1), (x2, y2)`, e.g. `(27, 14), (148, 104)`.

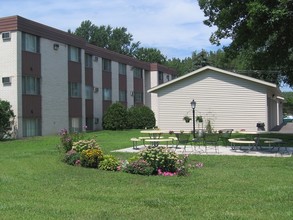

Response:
(124, 159), (154, 175)
(0, 99), (15, 140)
(80, 148), (104, 168)
(72, 139), (99, 152)
(102, 102), (128, 130)
(63, 149), (80, 166)
(59, 129), (84, 152)
(127, 105), (156, 129)
(139, 147), (179, 174)
(99, 154), (120, 171)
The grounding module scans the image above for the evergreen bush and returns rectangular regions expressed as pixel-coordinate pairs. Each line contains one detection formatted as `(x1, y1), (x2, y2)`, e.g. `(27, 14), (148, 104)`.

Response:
(127, 105), (156, 129)
(102, 102), (128, 130)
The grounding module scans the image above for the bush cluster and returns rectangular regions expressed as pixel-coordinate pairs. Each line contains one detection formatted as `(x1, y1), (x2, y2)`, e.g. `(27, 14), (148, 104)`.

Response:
(60, 131), (203, 177)
(102, 102), (156, 130)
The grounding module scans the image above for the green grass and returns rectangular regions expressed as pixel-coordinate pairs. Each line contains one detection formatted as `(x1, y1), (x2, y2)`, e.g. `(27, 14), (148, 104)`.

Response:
(0, 130), (292, 220)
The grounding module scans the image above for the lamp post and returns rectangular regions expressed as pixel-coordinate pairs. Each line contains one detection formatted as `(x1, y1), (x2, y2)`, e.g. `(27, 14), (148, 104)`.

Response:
(190, 99), (196, 139)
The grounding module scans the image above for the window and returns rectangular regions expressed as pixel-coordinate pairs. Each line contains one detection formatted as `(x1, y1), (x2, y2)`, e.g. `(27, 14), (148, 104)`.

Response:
(68, 46), (80, 62)
(133, 68), (142, 78)
(134, 92), (143, 103)
(23, 118), (40, 137)
(102, 58), (111, 72)
(85, 85), (93, 99)
(85, 54), (93, 68)
(22, 33), (39, 53)
(119, 90), (127, 102)
(103, 88), (112, 101)
(22, 76), (40, 95)
(119, 63), (126, 75)
(69, 82), (81, 97)
(158, 71), (164, 84)
(70, 117), (81, 133)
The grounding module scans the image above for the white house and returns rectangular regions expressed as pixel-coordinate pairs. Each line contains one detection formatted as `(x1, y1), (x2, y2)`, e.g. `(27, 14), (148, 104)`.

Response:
(148, 66), (284, 132)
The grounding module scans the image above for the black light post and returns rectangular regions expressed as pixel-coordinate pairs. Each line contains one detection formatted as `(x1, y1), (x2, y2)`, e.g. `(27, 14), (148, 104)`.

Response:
(190, 99), (196, 139)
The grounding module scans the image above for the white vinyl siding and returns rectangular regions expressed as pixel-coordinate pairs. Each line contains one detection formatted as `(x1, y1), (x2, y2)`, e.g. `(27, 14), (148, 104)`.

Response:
(155, 70), (267, 132)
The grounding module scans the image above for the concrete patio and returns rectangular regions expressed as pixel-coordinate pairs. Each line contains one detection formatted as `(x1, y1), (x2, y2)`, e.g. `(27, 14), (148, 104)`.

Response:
(112, 144), (293, 157)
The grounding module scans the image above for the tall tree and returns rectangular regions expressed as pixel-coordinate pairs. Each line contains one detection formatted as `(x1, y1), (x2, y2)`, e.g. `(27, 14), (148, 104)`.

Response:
(134, 47), (167, 64)
(72, 20), (140, 56)
(198, 0), (293, 87)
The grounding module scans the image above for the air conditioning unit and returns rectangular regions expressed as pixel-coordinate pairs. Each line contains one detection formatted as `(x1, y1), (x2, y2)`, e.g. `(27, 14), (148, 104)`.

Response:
(2, 77), (11, 85)
(2, 32), (11, 40)
(93, 56), (99, 62)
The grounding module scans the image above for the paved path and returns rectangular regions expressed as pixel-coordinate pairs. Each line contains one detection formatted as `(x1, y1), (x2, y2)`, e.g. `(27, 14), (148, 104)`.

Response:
(272, 122), (293, 133)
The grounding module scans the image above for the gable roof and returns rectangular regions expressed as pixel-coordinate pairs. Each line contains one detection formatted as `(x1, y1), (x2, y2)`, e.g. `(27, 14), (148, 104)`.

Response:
(148, 66), (281, 94)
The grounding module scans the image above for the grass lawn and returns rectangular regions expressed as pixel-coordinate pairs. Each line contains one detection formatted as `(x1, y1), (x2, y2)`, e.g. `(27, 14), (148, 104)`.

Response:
(0, 130), (292, 220)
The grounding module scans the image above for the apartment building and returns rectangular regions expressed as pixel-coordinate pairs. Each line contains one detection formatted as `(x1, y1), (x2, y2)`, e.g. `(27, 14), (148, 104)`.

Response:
(0, 15), (176, 138)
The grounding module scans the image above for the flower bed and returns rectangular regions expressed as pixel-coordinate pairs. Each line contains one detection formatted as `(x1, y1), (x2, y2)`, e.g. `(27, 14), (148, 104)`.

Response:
(59, 129), (203, 176)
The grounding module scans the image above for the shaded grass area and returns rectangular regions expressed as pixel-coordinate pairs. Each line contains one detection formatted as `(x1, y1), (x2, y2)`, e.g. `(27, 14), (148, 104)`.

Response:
(0, 130), (292, 219)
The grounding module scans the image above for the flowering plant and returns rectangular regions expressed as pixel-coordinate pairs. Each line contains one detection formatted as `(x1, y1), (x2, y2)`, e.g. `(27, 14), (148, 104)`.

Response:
(99, 154), (120, 171)
(80, 148), (104, 168)
(117, 160), (129, 171)
(158, 169), (177, 176)
(139, 147), (179, 174)
(59, 128), (85, 152)
(124, 159), (154, 175)
(63, 149), (80, 166)
(72, 139), (99, 152)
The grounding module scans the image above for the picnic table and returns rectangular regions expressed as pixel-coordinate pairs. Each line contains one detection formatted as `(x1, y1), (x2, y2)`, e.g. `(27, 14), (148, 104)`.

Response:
(140, 130), (171, 147)
(232, 131), (283, 152)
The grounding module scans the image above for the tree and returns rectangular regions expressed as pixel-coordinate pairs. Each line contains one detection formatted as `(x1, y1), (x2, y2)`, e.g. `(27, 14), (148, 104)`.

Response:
(165, 57), (194, 77)
(71, 20), (140, 56)
(192, 49), (210, 69)
(134, 47), (167, 64)
(0, 99), (15, 140)
(198, 0), (293, 87)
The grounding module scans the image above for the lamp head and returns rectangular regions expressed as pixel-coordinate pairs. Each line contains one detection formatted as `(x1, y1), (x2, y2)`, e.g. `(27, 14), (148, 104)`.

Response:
(190, 99), (196, 109)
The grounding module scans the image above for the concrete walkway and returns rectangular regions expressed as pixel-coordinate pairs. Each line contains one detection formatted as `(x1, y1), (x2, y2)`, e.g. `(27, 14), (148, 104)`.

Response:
(271, 122), (293, 133)
(112, 145), (293, 157)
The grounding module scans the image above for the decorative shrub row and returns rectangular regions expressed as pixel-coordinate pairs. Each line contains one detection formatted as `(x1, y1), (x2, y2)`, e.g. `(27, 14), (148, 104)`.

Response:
(102, 103), (156, 130)
(59, 130), (203, 176)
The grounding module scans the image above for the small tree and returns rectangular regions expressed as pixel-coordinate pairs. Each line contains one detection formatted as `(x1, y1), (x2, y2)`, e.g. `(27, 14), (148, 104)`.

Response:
(0, 99), (15, 140)
(102, 102), (128, 130)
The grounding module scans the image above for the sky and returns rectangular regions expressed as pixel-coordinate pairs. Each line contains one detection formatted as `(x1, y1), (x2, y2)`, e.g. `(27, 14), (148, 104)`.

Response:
(1, 0), (292, 91)
(1, 0), (227, 59)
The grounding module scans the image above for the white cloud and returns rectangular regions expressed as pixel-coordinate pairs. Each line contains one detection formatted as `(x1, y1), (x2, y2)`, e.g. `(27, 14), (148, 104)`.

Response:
(0, 0), (229, 59)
